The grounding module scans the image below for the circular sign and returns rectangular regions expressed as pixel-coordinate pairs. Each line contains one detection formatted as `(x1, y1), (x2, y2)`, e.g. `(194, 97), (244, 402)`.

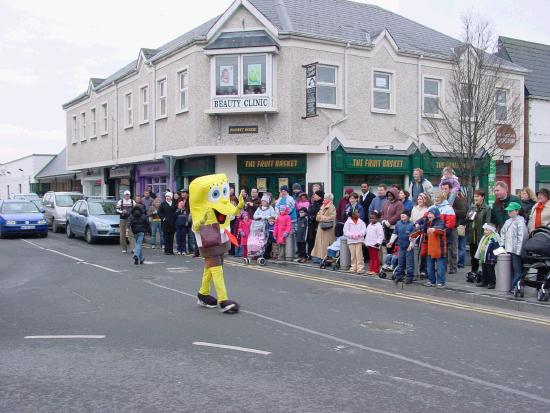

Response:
(496, 125), (517, 150)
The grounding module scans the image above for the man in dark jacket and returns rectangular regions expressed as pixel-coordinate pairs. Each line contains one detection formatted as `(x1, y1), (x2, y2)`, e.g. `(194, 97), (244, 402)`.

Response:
(159, 192), (177, 255)
(130, 206), (150, 265)
(336, 188), (354, 223)
(359, 182), (376, 213)
(307, 190), (324, 260)
(245, 188), (262, 217)
(465, 189), (492, 281)
(491, 181), (521, 231)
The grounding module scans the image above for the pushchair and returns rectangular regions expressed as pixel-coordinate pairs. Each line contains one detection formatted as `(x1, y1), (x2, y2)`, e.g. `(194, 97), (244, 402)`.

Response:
(514, 226), (550, 301)
(244, 220), (267, 266)
(320, 222), (344, 271)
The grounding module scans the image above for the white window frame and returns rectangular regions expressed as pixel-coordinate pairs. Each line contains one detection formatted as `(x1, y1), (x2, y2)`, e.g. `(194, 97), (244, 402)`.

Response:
(316, 64), (339, 109)
(72, 115), (78, 143)
(157, 78), (167, 119)
(495, 87), (508, 124)
(80, 112), (87, 141)
(101, 102), (108, 136)
(422, 76), (443, 118)
(125, 92), (133, 128)
(90, 107), (97, 138)
(371, 69), (396, 114)
(210, 53), (273, 98)
(140, 85), (149, 124)
(176, 68), (189, 114)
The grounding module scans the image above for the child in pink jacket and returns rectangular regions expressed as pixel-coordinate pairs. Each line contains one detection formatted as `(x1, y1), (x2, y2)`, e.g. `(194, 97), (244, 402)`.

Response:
(296, 192), (311, 212)
(273, 205), (291, 260)
(237, 211), (252, 258)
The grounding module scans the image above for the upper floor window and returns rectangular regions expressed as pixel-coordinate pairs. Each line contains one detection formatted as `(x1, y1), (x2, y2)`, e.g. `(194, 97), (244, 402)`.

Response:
(177, 70), (188, 112)
(460, 83), (476, 119)
(317, 65), (337, 107)
(372, 71), (392, 112)
(90, 108), (97, 138)
(158, 79), (167, 117)
(80, 112), (86, 141)
(101, 103), (108, 134)
(125, 93), (133, 127)
(423, 78), (441, 115)
(140, 86), (149, 123)
(72, 115), (78, 143)
(495, 88), (507, 122)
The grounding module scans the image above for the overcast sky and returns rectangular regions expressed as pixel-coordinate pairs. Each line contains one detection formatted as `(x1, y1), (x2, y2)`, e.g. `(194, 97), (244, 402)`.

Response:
(0, 0), (548, 164)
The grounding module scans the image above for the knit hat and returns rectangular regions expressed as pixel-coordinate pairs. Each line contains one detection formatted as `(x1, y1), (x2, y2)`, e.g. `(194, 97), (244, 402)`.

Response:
(123, 190), (131, 196)
(280, 185), (289, 193)
(401, 210), (411, 218)
(482, 223), (496, 232)
(345, 188), (354, 195)
(165, 192), (173, 199)
(504, 201), (521, 212)
(292, 183), (302, 191)
(428, 207), (440, 219)
(315, 190), (325, 199)
(261, 194), (271, 203)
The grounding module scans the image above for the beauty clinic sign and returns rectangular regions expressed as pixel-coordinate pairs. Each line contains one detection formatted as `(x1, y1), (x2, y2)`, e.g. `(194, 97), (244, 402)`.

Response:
(211, 96), (271, 110)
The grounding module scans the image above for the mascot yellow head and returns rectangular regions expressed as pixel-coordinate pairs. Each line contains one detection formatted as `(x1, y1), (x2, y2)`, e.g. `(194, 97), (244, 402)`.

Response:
(190, 174), (238, 232)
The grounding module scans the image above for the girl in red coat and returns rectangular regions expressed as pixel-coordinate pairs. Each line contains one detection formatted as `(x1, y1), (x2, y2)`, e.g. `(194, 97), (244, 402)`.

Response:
(274, 205), (292, 260)
(237, 211), (252, 258)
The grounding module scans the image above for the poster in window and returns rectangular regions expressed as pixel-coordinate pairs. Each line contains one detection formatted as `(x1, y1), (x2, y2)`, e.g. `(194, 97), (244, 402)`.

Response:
(278, 178), (289, 191)
(256, 177), (267, 192)
(247, 64), (262, 86)
(219, 65), (234, 87)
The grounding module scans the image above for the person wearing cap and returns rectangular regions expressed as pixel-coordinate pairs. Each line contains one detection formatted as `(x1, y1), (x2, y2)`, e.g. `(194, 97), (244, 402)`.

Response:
(159, 191), (177, 255)
(291, 183), (302, 201)
(253, 194), (276, 222)
(500, 201), (528, 293)
(387, 210), (415, 284)
(336, 188), (354, 223)
(474, 223), (501, 289)
(491, 181), (521, 232)
(306, 189), (324, 261)
(528, 187), (550, 232)
(116, 190), (136, 253)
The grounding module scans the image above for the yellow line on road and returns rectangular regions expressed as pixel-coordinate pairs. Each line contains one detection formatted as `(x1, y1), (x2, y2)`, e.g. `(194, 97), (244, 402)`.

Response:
(226, 261), (550, 327)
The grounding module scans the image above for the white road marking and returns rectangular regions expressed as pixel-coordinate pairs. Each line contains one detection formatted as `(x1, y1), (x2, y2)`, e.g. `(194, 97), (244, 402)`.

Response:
(166, 267), (191, 270)
(84, 262), (120, 273)
(24, 335), (105, 339)
(142, 261), (165, 265)
(45, 248), (84, 262)
(193, 341), (271, 355)
(21, 239), (45, 249)
(143, 280), (550, 405)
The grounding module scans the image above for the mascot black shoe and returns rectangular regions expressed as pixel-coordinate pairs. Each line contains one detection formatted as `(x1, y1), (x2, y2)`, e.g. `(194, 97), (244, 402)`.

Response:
(197, 293), (218, 308)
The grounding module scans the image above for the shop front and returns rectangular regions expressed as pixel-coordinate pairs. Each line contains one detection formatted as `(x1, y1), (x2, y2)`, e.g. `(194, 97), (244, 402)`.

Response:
(81, 168), (106, 197)
(536, 163), (550, 191)
(134, 161), (176, 197)
(237, 154), (306, 197)
(176, 156), (215, 189)
(106, 166), (134, 199)
(331, 147), (410, 200)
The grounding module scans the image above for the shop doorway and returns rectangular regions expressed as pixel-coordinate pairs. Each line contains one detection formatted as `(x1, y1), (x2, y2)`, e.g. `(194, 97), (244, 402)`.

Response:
(239, 174), (306, 198)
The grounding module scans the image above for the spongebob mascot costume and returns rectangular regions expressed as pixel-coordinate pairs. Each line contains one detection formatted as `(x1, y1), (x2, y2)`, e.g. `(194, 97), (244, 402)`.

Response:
(190, 174), (244, 313)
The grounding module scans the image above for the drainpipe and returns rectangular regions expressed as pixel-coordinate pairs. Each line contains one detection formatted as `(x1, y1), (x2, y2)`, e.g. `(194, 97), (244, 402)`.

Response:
(417, 54), (423, 145)
(150, 63), (157, 159)
(326, 42), (350, 194)
(113, 81), (119, 164)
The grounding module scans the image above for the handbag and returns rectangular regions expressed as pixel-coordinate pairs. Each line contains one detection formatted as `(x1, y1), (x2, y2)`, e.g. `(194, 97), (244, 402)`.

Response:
(320, 221), (334, 230)
(199, 223), (222, 248)
(457, 224), (466, 237)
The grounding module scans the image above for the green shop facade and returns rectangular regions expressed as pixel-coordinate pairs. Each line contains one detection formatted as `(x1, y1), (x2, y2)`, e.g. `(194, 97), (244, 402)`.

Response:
(331, 145), (490, 200)
(176, 156), (215, 189)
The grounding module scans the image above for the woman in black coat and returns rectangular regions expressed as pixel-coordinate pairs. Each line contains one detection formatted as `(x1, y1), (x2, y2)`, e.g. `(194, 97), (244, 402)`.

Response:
(307, 190), (324, 261)
(159, 192), (178, 255)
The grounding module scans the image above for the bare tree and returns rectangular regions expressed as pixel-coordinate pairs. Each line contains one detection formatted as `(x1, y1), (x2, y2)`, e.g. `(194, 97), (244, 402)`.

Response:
(424, 12), (523, 199)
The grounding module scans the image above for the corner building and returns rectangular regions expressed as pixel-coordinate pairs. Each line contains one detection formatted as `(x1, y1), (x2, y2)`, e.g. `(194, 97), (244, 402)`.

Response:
(63, 0), (526, 199)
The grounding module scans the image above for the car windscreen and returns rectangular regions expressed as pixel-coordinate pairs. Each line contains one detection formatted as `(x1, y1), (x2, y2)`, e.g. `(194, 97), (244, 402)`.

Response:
(55, 194), (83, 207)
(14, 194), (40, 200)
(1, 202), (40, 214)
(88, 202), (117, 216)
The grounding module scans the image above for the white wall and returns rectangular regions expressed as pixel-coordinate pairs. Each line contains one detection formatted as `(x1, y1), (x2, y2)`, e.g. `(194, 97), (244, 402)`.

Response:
(0, 155), (54, 199)
(215, 155), (238, 190)
(528, 98), (550, 187)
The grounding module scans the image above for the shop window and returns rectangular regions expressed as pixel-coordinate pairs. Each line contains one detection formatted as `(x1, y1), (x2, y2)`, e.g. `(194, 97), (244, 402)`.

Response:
(317, 65), (337, 106)
(216, 56), (239, 96)
(145, 176), (168, 196)
(243, 56), (266, 95)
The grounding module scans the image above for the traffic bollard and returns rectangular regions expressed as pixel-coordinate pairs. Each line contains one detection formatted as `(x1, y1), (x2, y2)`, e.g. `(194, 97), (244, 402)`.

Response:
(285, 232), (296, 261)
(496, 253), (512, 292)
(339, 237), (351, 270)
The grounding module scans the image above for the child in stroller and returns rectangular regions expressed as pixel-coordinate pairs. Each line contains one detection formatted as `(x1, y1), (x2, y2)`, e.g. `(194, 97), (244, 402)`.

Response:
(320, 222), (345, 270)
(514, 226), (550, 301)
(244, 219), (268, 266)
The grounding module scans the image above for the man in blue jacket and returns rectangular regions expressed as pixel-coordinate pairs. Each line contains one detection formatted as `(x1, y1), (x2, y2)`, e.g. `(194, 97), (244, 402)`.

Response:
(387, 210), (415, 284)
(368, 184), (387, 216)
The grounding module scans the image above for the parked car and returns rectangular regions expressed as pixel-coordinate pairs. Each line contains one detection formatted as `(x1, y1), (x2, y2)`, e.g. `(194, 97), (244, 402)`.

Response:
(0, 200), (48, 238)
(66, 198), (120, 244)
(42, 191), (83, 232)
(12, 193), (41, 202)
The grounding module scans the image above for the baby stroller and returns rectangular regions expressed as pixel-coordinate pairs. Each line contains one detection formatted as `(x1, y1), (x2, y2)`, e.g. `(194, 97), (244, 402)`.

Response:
(244, 220), (267, 266)
(514, 226), (550, 301)
(320, 222), (344, 271)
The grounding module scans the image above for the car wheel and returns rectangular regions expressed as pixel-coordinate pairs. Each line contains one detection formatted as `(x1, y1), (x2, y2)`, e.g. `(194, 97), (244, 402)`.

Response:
(66, 222), (75, 238)
(85, 227), (95, 244)
(52, 220), (59, 233)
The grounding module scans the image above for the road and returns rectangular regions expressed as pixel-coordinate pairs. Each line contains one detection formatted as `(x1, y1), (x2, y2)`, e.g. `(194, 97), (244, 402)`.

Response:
(1, 232), (549, 412)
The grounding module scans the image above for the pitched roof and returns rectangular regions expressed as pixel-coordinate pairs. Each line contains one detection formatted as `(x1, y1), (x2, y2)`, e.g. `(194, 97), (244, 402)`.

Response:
(63, 0), (524, 108)
(498, 36), (550, 98)
(35, 148), (78, 179)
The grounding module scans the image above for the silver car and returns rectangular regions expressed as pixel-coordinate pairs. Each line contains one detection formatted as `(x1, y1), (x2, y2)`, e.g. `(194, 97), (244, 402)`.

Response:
(66, 199), (120, 244)
(42, 191), (83, 232)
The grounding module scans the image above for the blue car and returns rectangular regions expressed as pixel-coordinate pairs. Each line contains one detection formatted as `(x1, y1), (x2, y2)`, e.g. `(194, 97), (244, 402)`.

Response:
(0, 200), (48, 238)
(66, 198), (120, 244)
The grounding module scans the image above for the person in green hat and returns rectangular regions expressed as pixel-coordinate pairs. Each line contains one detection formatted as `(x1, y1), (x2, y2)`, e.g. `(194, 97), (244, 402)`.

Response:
(500, 201), (528, 293)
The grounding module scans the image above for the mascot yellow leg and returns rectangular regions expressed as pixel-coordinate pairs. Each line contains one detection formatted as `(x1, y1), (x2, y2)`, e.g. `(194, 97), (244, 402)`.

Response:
(198, 266), (228, 302)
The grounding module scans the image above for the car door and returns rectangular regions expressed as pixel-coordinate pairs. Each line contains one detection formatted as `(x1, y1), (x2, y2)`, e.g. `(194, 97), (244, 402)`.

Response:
(43, 194), (53, 225)
(68, 201), (80, 233)
(75, 201), (88, 235)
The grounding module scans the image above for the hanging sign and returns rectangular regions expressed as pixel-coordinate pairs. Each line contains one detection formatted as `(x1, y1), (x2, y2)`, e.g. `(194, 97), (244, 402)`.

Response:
(488, 159), (497, 206)
(496, 125), (517, 150)
(303, 62), (318, 118)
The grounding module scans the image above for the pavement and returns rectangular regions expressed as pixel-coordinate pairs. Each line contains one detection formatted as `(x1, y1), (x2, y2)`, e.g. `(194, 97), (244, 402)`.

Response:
(1, 232), (550, 412)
